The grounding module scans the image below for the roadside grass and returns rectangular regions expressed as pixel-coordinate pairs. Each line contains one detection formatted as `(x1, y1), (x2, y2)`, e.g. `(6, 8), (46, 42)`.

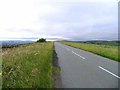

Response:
(2, 42), (54, 88)
(61, 42), (119, 62)
(0, 58), (1, 90)
(0, 48), (2, 89)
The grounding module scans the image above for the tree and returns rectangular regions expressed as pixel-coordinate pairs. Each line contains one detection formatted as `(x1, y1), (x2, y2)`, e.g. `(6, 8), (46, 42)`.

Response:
(37, 38), (46, 42)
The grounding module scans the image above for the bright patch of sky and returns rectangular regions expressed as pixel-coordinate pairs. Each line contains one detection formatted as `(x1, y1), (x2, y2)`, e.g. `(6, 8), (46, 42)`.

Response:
(0, 0), (118, 41)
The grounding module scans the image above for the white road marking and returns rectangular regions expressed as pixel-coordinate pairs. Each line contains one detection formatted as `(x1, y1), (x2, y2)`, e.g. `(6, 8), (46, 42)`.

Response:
(99, 66), (120, 79)
(72, 51), (85, 59)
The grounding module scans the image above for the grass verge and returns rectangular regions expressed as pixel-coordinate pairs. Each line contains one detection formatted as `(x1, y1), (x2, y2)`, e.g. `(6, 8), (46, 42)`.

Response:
(52, 48), (60, 88)
(61, 42), (119, 62)
(2, 42), (54, 88)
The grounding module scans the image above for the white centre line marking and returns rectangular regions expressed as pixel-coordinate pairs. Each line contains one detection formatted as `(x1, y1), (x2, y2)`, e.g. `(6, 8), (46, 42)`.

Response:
(72, 51), (85, 59)
(98, 66), (120, 79)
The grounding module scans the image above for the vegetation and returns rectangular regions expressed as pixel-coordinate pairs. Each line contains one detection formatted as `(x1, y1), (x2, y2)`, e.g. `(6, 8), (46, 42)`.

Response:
(81, 41), (120, 46)
(2, 42), (54, 88)
(61, 41), (119, 62)
(0, 47), (2, 89)
(37, 38), (46, 43)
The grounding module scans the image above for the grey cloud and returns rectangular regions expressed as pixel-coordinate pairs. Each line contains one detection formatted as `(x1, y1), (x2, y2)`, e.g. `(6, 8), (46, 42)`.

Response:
(36, 2), (118, 40)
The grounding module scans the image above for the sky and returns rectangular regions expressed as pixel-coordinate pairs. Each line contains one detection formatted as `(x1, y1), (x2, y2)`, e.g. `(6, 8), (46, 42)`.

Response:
(0, 0), (119, 41)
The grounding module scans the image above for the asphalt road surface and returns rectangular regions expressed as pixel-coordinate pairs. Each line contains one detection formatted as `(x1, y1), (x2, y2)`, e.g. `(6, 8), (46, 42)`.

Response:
(54, 42), (119, 88)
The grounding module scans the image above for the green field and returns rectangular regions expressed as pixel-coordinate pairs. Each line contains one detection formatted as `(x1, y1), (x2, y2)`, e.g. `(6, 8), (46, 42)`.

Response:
(2, 42), (54, 88)
(61, 42), (119, 62)
(81, 41), (119, 46)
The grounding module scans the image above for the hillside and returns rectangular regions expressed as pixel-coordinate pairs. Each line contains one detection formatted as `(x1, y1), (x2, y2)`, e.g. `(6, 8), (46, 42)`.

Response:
(1, 41), (34, 48)
(82, 40), (119, 46)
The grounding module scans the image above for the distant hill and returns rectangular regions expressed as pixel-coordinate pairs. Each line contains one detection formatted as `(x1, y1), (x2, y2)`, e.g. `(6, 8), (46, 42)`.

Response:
(63, 40), (120, 46)
(1, 40), (34, 48)
(82, 40), (120, 46)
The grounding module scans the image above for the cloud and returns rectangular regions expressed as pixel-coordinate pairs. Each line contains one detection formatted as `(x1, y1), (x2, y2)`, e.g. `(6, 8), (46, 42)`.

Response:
(0, 0), (118, 41)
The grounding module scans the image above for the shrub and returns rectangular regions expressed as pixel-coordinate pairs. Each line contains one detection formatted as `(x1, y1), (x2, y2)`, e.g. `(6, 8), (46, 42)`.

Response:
(37, 38), (46, 42)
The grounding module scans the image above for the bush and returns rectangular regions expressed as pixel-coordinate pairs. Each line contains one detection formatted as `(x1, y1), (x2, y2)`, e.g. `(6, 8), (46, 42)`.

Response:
(37, 38), (46, 42)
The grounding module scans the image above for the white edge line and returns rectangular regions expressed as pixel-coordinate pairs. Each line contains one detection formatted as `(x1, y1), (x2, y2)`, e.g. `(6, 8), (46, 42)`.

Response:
(98, 66), (120, 79)
(72, 51), (85, 59)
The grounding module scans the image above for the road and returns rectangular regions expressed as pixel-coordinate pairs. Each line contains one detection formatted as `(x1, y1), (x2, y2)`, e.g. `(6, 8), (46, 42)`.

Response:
(54, 42), (119, 88)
